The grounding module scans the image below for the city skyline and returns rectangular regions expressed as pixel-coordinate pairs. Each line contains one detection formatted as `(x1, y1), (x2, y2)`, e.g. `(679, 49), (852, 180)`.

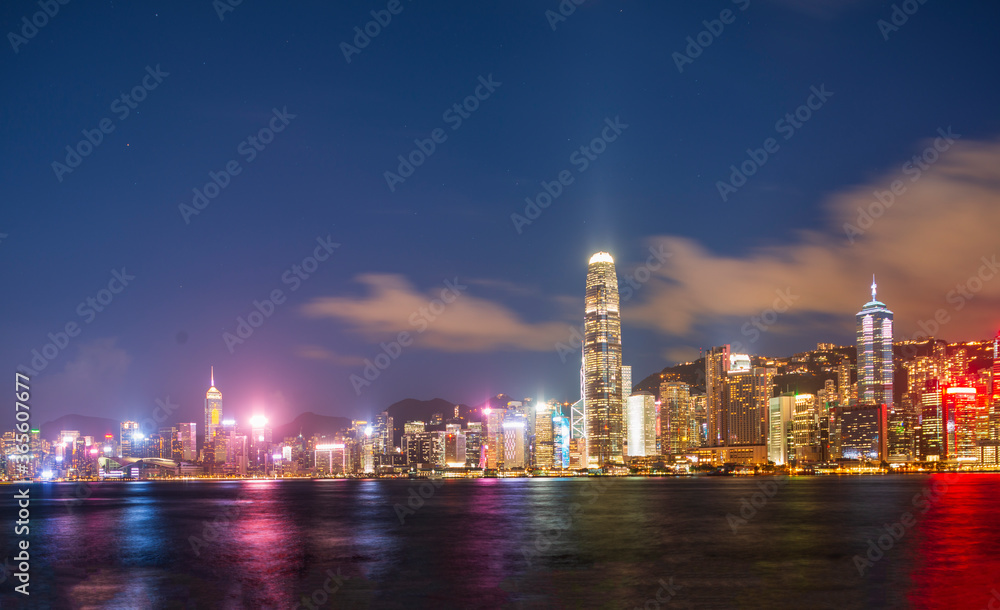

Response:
(28, 273), (1000, 430)
(26, 267), (998, 444)
(5, 2), (1000, 428)
(4, 2), (1000, 607)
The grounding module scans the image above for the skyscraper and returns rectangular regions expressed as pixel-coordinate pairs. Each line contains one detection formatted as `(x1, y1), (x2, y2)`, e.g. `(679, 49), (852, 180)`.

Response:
(534, 402), (554, 469)
(119, 421), (139, 458)
(178, 423), (197, 461)
(768, 393), (795, 465)
(660, 381), (693, 455)
(570, 398), (586, 439)
(793, 394), (821, 462)
(503, 414), (528, 469)
(705, 345), (731, 446)
(205, 366), (223, 445)
(625, 392), (657, 457)
(724, 363), (773, 446)
(856, 277), (894, 411)
(583, 252), (623, 467)
(992, 333), (1000, 441)
(553, 414), (571, 469)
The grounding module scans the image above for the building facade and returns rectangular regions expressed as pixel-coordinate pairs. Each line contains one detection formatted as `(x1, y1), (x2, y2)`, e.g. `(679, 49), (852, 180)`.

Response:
(583, 252), (624, 467)
(856, 278), (894, 411)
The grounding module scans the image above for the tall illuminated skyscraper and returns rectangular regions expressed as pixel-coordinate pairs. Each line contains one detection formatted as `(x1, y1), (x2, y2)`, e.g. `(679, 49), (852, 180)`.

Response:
(705, 345), (731, 447)
(583, 252), (623, 467)
(534, 402), (554, 469)
(992, 332), (1000, 440)
(856, 277), (894, 411)
(625, 392), (657, 457)
(205, 366), (223, 444)
(553, 414), (571, 468)
(120, 421), (140, 458)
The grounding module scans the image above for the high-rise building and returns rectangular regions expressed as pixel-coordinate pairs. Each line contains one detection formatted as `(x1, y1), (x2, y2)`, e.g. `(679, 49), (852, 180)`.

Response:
(944, 387), (978, 461)
(793, 394), (821, 463)
(991, 333), (1000, 441)
(375, 410), (393, 455)
(706, 345), (731, 446)
(249, 416), (272, 475)
(919, 379), (944, 460)
(625, 392), (656, 457)
(205, 367), (223, 446)
(584, 252), (624, 467)
(856, 277), (894, 411)
(178, 423), (197, 461)
(484, 408), (506, 469)
(768, 393), (795, 465)
(534, 403), (554, 469)
(570, 398), (586, 440)
(837, 356), (851, 406)
(622, 365), (632, 443)
(465, 422), (483, 468)
(837, 404), (887, 462)
(503, 415), (527, 469)
(724, 361), (773, 446)
(660, 381), (693, 455)
(583, 252), (624, 468)
(119, 421), (140, 458)
(444, 430), (466, 467)
(553, 414), (571, 469)
(158, 427), (176, 460)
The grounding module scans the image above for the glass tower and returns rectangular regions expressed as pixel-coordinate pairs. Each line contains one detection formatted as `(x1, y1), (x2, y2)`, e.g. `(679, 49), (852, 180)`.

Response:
(856, 277), (894, 411)
(583, 252), (623, 467)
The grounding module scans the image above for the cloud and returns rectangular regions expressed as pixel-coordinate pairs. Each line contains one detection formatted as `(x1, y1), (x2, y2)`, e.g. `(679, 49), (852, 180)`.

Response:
(295, 345), (366, 366)
(301, 274), (571, 352)
(664, 346), (701, 364)
(627, 137), (1000, 343)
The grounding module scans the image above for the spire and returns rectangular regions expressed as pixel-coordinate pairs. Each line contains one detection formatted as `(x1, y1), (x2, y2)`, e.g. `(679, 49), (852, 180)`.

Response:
(871, 274), (877, 301)
(211, 365), (215, 387)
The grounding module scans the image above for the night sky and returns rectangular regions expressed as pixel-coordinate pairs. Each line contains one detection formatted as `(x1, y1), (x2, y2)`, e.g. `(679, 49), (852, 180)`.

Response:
(3, 0), (999, 428)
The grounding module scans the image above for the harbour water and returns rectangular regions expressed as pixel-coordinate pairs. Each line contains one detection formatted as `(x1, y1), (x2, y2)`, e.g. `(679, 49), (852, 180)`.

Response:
(1, 474), (999, 609)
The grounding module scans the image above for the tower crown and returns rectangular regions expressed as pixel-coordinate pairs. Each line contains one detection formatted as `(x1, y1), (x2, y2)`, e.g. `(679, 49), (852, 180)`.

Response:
(589, 252), (614, 264)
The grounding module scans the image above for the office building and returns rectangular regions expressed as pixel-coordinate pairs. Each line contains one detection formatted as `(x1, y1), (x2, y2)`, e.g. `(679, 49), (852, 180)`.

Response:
(503, 414), (527, 469)
(856, 277), (894, 411)
(553, 414), (571, 469)
(535, 402), (554, 469)
(626, 392), (657, 457)
(837, 404), (887, 462)
(944, 387), (978, 461)
(205, 366), (223, 446)
(706, 345), (731, 447)
(768, 393), (795, 465)
(119, 421), (140, 458)
(660, 381), (693, 455)
(583, 252), (624, 467)
(178, 423), (197, 462)
(793, 394), (821, 463)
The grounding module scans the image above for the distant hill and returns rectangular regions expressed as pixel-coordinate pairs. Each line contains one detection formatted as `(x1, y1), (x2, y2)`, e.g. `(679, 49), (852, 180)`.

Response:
(39, 414), (120, 440)
(385, 397), (474, 447)
(634, 358), (706, 397)
(273, 412), (352, 441)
